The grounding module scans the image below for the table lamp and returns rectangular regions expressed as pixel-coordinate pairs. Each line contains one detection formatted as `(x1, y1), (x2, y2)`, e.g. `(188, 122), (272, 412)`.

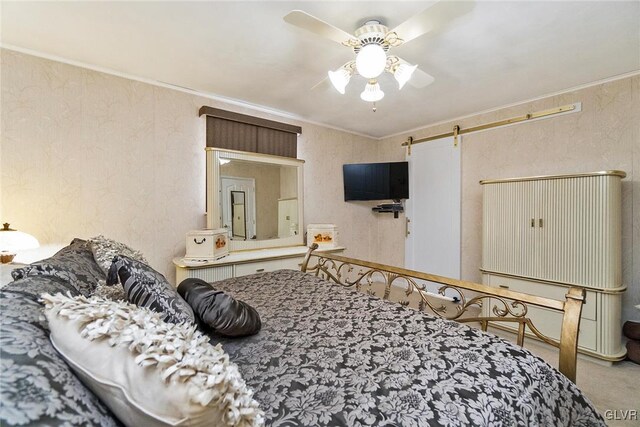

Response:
(0, 223), (39, 263)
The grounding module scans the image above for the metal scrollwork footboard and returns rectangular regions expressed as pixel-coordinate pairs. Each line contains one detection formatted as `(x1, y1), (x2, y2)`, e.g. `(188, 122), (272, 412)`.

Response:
(301, 244), (586, 383)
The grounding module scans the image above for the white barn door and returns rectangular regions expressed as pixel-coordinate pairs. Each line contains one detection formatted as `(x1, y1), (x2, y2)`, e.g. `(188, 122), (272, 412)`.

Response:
(405, 136), (461, 281)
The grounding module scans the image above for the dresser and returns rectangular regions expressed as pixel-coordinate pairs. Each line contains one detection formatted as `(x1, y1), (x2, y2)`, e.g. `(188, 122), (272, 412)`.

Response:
(173, 245), (345, 284)
(480, 171), (626, 362)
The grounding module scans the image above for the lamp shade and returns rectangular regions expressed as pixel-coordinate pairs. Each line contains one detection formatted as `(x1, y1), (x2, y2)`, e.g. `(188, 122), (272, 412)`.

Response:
(355, 44), (386, 79)
(328, 68), (351, 94)
(394, 63), (418, 90)
(360, 81), (385, 102)
(0, 223), (39, 252)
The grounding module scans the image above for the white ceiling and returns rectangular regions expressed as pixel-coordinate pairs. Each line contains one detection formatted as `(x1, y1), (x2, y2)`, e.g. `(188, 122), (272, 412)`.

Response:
(2, 1), (639, 138)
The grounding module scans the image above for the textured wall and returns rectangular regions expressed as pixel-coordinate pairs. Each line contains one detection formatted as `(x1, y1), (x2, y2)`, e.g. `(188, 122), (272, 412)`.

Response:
(4, 49), (636, 323)
(0, 49), (380, 282)
(378, 75), (640, 323)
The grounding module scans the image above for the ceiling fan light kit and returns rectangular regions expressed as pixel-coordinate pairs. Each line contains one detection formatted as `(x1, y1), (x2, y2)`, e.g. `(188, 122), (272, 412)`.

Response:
(284, 2), (473, 110)
(394, 63), (418, 90)
(328, 68), (351, 94)
(355, 43), (387, 79)
(360, 80), (384, 103)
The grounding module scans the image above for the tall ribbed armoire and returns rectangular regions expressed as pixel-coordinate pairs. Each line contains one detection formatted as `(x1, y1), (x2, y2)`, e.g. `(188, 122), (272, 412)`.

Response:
(481, 170), (627, 362)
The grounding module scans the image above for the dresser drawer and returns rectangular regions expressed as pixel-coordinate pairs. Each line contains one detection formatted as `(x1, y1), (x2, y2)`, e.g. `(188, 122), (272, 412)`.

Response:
(486, 275), (597, 321)
(175, 265), (233, 284)
(234, 257), (304, 277)
(484, 297), (598, 351)
(483, 274), (598, 351)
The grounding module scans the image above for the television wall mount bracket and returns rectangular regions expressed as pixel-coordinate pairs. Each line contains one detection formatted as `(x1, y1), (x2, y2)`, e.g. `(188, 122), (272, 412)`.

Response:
(372, 200), (404, 218)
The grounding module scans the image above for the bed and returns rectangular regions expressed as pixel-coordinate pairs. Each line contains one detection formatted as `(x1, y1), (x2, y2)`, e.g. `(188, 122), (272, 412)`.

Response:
(209, 246), (605, 426)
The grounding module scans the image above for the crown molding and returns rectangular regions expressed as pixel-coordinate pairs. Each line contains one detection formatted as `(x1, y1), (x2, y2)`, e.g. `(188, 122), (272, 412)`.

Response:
(2, 44), (638, 142)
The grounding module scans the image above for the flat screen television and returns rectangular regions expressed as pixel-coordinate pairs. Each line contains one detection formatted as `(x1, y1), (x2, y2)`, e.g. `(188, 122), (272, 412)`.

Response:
(343, 161), (409, 201)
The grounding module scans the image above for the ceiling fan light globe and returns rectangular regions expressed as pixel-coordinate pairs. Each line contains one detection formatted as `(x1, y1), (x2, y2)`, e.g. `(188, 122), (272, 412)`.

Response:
(328, 69), (351, 94)
(360, 81), (384, 102)
(395, 63), (418, 90)
(355, 44), (386, 79)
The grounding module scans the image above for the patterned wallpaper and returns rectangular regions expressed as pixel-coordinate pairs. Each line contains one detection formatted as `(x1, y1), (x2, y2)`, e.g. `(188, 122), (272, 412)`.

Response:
(378, 75), (640, 323)
(2, 48), (637, 323)
(0, 49), (380, 282)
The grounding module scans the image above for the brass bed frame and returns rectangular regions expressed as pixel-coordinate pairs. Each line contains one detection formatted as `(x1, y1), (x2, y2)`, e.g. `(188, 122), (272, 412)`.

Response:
(301, 244), (586, 383)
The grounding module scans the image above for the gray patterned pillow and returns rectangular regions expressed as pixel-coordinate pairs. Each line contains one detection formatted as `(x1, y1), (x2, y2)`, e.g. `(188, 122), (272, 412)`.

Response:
(10, 239), (104, 296)
(0, 289), (120, 426)
(107, 255), (194, 324)
(88, 235), (148, 275)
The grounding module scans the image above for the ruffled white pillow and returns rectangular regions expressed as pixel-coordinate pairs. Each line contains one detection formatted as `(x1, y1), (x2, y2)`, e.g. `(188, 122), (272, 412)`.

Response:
(42, 293), (264, 427)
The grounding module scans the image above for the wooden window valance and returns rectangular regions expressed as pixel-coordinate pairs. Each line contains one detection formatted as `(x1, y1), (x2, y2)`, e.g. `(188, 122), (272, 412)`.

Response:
(199, 106), (302, 158)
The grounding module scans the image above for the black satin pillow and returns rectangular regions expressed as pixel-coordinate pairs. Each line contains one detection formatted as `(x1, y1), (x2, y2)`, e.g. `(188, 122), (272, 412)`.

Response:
(177, 278), (261, 337)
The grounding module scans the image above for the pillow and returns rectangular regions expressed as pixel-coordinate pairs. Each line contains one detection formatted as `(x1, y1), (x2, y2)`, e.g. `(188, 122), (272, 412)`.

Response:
(107, 255), (194, 324)
(0, 290), (120, 426)
(42, 293), (264, 427)
(177, 278), (261, 337)
(88, 235), (149, 275)
(11, 238), (104, 296)
(3, 275), (80, 302)
(93, 280), (126, 301)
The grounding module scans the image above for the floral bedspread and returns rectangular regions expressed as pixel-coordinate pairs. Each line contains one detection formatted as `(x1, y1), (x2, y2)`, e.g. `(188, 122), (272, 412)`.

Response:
(212, 270), (605, 427)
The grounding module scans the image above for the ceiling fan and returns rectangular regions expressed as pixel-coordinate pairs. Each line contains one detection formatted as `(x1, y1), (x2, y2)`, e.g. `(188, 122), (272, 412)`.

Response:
(283, 1), (474, 110)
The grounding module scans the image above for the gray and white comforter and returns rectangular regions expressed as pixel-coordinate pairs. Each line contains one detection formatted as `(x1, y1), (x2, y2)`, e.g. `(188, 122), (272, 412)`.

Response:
(211, 270), (605, 427)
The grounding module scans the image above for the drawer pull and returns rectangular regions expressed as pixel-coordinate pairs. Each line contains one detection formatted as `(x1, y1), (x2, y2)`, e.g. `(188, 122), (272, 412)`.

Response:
(530, 219), (535, 227)
(193, 238), (206, 244)
(256, 268), (265, 272)
(499, 285), (509, 289)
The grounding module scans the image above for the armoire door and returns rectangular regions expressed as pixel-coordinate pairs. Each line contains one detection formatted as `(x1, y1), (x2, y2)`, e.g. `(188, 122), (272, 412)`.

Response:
(535, 175), (621, 287)
(482, 180), (539, 278)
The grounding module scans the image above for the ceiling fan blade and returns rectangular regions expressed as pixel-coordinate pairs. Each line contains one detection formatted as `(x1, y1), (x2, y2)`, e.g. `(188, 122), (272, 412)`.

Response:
(284, 10), (357, 45)
(311, 76), (329, 91)
(389, 0), (475, 45)
(408, 68), (435, 88)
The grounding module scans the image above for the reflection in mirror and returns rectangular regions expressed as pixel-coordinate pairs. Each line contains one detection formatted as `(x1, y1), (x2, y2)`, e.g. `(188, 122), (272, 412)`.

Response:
(231, 191), (247, 239)
(220, 159), (299, 241)
(221, 177), (256, 239)
(207, 148), (304, 251)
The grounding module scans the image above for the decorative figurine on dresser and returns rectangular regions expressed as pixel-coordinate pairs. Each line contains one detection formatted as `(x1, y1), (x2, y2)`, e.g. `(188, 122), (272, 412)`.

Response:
(481, 170), (627, 363)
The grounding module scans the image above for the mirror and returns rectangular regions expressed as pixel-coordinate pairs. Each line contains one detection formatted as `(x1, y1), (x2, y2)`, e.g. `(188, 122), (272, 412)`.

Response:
(206, 149), (304, 251)
(230, 191), (247, 239)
